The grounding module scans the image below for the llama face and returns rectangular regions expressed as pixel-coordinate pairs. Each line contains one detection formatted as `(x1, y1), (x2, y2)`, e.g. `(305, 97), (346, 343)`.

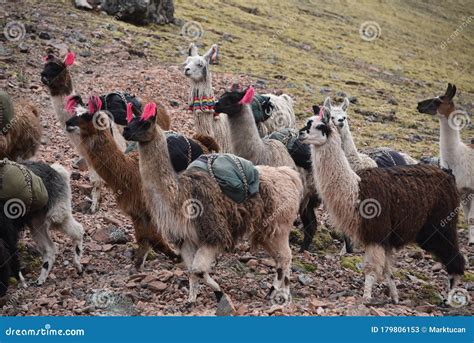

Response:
(323, 97), (349, 129)
(299, 108), (333, 146)
(41, 54), (73, 96)
(417, 83), (456, 118)
(123, 117), (155, 142)
(183, 44), (217, 82)
(215, 90), (246, 116)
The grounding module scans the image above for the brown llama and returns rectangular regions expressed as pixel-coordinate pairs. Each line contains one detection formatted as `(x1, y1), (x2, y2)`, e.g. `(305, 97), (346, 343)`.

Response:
(65, 95), (218, 268)
(122, 102), (303, 310)
(0, 92), (42, 161)
(300, 108), (465, 303)
(215, 86), (320, 252)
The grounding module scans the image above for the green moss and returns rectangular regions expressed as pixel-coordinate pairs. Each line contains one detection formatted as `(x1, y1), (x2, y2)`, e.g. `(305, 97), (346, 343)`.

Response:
(415, 284), (443, 306)
(293, 258), (317, 273)
(462, 272), (474, 282)
(312, 227), (334, 252)
(340, 256), (363, 273)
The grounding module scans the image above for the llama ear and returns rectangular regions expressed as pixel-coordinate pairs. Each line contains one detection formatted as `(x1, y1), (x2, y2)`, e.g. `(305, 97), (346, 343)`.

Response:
(141, 102), (157, 121)
(87, 95), (102, 114)
(65, 95), (82, 115)
(320, 106), (331, 124)
(239, 86), (255, 105)
(449, 84), (457, 99)
(323, 97), (332, 109)
(312, 105), (321, 116)
(126, 103), (135, 123)
(342, 97), (350, 111)
(203, 44), (218, 63)
(64, 52), (75, 67)
(188, 43), (198, 57)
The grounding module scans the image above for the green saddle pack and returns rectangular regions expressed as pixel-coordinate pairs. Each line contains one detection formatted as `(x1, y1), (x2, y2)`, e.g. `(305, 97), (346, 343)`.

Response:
(251, 94), (272, 123)
(0, 91), (15, 134)
(0, 159), (49, 213)
(188, 153), (260, 203)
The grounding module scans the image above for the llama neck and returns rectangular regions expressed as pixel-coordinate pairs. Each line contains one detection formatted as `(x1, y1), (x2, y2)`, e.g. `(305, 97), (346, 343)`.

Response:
(138, 129), (179, 204)
(311, 132), (361, 235)
(228, 104), (266, 157)
(439, 115), (461, 166)
(80, 131), (134, 193)
(339, 124), (363, 163)
(50, 86), (75, 127)
(189, 77), (214, 105)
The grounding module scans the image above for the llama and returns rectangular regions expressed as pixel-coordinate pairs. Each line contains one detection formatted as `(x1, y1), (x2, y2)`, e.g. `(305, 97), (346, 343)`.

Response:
(0, 92), (42, 161)
(324, 97), (415, 171)
(215, 86), (320, 251)
(299, 108), (465, 303)
(0, 203), (22, 297)
(64, 95), (219, 268)
(418, 83), (474, 245)
(122, 102), (303, 308)
(183, 44), (296, 150)
(40, 52), (128, 212)
(1, 160), (84, 286)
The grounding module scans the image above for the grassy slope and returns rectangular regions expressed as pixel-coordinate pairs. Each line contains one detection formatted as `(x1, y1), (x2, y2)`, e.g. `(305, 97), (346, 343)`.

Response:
(167, 0), (474, 158)
(18, 0), (472, 159)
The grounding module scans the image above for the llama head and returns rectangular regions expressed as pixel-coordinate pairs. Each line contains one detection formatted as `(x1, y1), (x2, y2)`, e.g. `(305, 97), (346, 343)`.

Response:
(41, 52), (75, 96)
(183, 43), (218, 82)
(65, 95), (113, 135)
(123, 102), (157, 142)
(417, 83), (457, 118)
(299, 106), (333, 146)
(324, 97), (350, 130)
(215, 86), (255, 116)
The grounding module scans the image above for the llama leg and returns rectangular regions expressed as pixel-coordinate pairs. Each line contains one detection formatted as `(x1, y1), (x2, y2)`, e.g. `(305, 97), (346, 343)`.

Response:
(383, 249), (399, 304)
(300, 196), (319, 252)
(53, 216), (84, 274)
(181, 241), (198, 303)
(191, 245), (221, 303)
(465, 195), (474, 245)
(416, 221), (465, 292)
(263, 231), (293, 305)
(88, 170), (102, 214)
(363, 245), (385, 302)
(31, 224), (57, 285)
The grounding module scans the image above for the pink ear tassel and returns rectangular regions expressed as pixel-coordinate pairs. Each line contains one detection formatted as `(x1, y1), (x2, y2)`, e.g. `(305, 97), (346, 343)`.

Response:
(64, 52), (75, 67)
(88, 95), (102, 113)
(141, 103), (157, 121)
(65, 96), (77, 115)
(318, 106), (325, 119)
(126, 103), (134, 123)
(239, 86), (255, 105)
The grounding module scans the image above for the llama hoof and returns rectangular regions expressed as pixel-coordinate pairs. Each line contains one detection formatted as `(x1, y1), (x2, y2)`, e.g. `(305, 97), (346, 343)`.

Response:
(76, 266), (84, 275)
(36, 279), (45, 287)
(178, 302), (195, 313)
(270, 289), (291, 305)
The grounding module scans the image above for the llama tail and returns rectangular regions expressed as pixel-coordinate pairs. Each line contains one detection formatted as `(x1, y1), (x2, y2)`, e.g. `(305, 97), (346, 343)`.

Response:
(51, 163), (70, 182)
(193, 133), (220, 153)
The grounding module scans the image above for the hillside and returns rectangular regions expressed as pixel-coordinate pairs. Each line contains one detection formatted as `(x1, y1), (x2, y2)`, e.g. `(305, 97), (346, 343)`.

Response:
(0, 0), (472, 316)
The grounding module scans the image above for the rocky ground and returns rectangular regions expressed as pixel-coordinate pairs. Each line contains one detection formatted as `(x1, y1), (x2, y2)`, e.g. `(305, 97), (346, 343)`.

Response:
(0, 1), (473, 316)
